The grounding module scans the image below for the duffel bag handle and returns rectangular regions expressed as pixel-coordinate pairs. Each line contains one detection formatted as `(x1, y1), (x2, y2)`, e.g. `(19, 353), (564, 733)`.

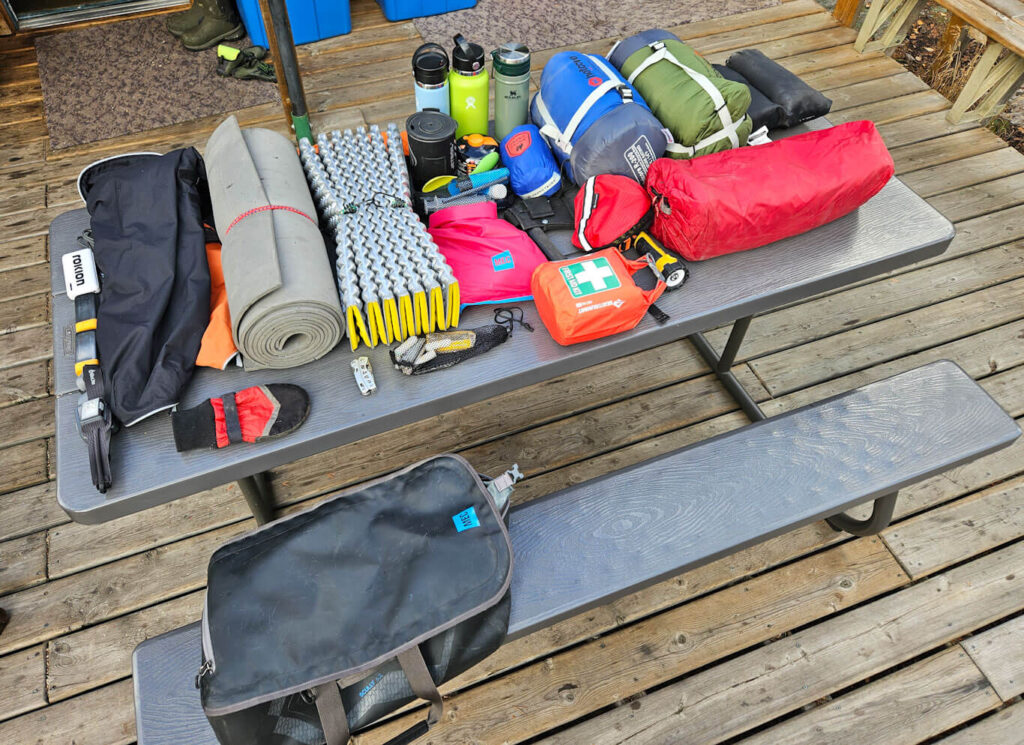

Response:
(315, 645), (444, 745)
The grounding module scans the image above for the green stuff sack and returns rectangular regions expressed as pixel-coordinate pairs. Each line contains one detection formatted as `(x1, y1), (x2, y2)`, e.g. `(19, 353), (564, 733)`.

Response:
(610, 30), (753, 159)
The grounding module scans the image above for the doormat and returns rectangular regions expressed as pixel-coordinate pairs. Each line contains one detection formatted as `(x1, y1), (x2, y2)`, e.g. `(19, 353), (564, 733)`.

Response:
(414, 0), (780, 56)
(35, 15), (277, 150)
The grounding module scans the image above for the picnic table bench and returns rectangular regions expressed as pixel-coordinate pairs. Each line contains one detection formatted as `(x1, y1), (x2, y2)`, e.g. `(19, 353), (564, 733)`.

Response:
(46, 118), (1018, 742)
(131, 362), (1020, 744)
(836, 0), (1024, 122)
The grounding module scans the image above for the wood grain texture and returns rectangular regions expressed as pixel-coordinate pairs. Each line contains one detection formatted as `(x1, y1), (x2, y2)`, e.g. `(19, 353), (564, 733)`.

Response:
(883, 474), (1024, 577)
(135, 539), (906, 745)
(0, 519), (252, 657)
(931, 171), (1024, 221)
(47, 589), (204, 703)
(0, 531), (46, 596)
(935, 700), (1024, 744)
(0, 645), (46, 723)
(751, 278), (1024, 395)
(0, 439), (48, 495)
(0, 360), (48, 410)
(0, 293), (47, 334)
(892, 129), (1009, 175)
(0, 481), (64, 543)
(877, 109), (980, 148)
(962, 614), (1024, 700)
(737, 647), (1001, 745)
(902, 147), (1024, 197)
(0, 679), (135, 745)
(506, 362), (1017, 637)
(0, 396), (52, 448)
(0, 237), (45, 273)
(537, 541), (1024, 745)
(705, 241), (1024, 362)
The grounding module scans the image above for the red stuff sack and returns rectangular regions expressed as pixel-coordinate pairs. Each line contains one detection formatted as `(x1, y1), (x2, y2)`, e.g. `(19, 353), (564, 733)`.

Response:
(645, 120), (894, 261)
(572, 174), (654, 251)
(531, 248), (666, 345)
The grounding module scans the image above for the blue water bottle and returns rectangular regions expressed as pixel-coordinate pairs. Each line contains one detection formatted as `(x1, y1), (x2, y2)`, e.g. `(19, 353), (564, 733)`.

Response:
(412, 43), (450, 116)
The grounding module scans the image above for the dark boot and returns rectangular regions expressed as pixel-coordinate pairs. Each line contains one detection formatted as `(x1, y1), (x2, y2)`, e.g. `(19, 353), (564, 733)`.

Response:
(165, 1), (204, 37)
(180, 0), (245, 52)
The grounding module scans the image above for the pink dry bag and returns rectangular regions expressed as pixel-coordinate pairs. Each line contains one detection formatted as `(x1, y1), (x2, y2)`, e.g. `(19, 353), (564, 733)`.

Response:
(428, 201), (549, 306)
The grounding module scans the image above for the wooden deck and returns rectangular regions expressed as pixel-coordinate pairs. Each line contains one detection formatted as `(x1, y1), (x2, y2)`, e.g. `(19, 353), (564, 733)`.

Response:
(2, 0), (1024, 742)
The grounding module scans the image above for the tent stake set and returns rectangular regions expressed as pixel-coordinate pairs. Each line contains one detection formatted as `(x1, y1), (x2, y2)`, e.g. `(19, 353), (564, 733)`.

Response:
(299, 124), (460, 351)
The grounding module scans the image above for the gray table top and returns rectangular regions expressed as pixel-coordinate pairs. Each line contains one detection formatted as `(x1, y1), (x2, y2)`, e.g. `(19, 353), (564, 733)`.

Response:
(50, 150), (954, 523)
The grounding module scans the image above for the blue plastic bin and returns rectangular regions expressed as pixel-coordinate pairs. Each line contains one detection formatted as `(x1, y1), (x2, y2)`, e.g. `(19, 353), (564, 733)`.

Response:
(376, 0), (476, 22)
(237, 0), (352, 47)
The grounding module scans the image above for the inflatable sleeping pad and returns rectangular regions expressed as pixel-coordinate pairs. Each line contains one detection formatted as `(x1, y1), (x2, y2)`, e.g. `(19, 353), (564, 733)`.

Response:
(530, 50), (669, 185)
(610, 29), (753, 159)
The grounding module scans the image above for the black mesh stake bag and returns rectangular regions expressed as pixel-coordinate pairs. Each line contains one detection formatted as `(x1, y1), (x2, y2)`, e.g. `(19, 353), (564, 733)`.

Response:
(198, 455), (514, 745)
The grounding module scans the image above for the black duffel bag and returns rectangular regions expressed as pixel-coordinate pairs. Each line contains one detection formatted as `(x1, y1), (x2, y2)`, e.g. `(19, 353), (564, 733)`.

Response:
(197, 455), (517, 745)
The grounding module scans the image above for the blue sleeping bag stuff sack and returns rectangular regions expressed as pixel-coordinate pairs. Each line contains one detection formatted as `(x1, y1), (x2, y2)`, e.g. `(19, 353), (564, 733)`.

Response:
(501, 124), (561, 198)
(530, 51), (669, 185)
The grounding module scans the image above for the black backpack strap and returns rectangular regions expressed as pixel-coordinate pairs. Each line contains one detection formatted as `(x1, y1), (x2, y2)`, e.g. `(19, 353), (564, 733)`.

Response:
(313, 682), (351, 745)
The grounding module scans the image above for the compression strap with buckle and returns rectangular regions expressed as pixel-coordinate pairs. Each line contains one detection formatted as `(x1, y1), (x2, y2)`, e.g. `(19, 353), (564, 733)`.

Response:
(68, 236), (114, 493)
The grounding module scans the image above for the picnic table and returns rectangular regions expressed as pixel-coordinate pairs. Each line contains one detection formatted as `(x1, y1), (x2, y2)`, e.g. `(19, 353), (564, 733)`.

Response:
(49, 120), (956, 529)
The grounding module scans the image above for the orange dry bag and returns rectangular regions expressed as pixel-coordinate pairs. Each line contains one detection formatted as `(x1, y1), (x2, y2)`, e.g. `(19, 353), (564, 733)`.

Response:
(530, 248), (666, 346)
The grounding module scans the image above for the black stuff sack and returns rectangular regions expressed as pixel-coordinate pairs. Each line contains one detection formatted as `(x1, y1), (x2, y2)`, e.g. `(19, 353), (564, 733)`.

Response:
(713, 64), (786, 131)
(725, 48), (832, 128)
(78, 149), (211, 426)
(198, 455), (516, 745)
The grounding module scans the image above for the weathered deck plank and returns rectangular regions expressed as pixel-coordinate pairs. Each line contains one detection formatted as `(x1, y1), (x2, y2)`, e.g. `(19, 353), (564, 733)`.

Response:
(962, 614), (1024, 701)
(1, 1), (1023, 742)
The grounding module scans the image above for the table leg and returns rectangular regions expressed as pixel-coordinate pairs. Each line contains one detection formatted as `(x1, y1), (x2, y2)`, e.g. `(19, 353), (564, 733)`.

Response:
(826, 492), (898, 536)
(237, 472), (275, 525)
(689, 318), (898, 535)
(688, 316), (765, 422)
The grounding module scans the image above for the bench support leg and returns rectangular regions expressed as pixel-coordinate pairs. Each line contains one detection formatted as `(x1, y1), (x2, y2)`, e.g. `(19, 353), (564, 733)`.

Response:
(853, 0), (924, 53)
(689, 316), (766, 423)
(826, 492), (898, 536)
(238, 472), (275, 525)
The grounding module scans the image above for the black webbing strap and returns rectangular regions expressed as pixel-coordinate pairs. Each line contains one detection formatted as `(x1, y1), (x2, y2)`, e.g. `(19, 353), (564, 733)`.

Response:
(313, 682), (351, 745)
(79, 364), (113, 493)
(647, 303), (670, 325)
(221, 392), (244, 445)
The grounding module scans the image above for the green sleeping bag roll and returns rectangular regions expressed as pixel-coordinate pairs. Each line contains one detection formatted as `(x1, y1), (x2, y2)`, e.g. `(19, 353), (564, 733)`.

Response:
(615, 34), (752, 159)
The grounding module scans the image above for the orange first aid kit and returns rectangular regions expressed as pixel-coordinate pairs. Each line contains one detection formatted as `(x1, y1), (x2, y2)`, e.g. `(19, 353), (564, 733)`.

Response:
(530, 248), (667, 346)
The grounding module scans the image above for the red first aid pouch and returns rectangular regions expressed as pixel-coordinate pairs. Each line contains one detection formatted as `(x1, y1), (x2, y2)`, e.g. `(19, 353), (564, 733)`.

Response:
(572, 174), (654, 252)
(531, 248), (666, 345)
(645, 120), (894, 261)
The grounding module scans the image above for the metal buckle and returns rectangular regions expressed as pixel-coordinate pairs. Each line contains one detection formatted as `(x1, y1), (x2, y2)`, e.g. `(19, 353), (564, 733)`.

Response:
(78, 396), (105, 426)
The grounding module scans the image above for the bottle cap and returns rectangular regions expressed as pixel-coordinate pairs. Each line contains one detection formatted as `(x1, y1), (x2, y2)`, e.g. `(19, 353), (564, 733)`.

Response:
(452, 33), (485, 74)
(406, 110), (458, 144)
(412, 43), (449, 85)
(491, 42), (530, 76)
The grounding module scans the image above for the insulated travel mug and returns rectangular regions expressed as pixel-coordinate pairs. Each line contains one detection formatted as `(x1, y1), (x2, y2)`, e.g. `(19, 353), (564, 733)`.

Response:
(406, 110), (458, 190)
(412, 43), (451, 116)
(449, 33), (489, 138)
(492, 43), (530, 141)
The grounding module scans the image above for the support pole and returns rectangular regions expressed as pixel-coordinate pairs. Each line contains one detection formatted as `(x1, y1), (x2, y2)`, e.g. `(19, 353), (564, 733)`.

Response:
(257, 0), (313, 142)
(689, 318), (766, 423)
(237, 472), (275, 525)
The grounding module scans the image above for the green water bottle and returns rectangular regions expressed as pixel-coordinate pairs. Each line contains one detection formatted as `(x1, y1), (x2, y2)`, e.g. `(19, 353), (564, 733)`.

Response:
(449, 34), (489, 138)
(492, 43), (530, 142)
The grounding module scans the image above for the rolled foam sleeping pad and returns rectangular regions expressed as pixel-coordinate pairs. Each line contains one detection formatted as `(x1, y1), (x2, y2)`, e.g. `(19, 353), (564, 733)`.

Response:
(205, 116), (344, 370)
(713, 64), (786, 131)
(726, 48), (832, 128)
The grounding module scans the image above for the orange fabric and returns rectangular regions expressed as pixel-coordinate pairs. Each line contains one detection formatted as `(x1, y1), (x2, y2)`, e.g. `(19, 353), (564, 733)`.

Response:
(530, 248), (666, 346)
(196, 240), (239, 369)
(211, 386), (276, 448)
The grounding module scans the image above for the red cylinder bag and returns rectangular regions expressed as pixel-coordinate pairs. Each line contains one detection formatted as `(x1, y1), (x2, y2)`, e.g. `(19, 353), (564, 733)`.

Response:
(572, 174), (654, 251)
(645, 120), (894, 261)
